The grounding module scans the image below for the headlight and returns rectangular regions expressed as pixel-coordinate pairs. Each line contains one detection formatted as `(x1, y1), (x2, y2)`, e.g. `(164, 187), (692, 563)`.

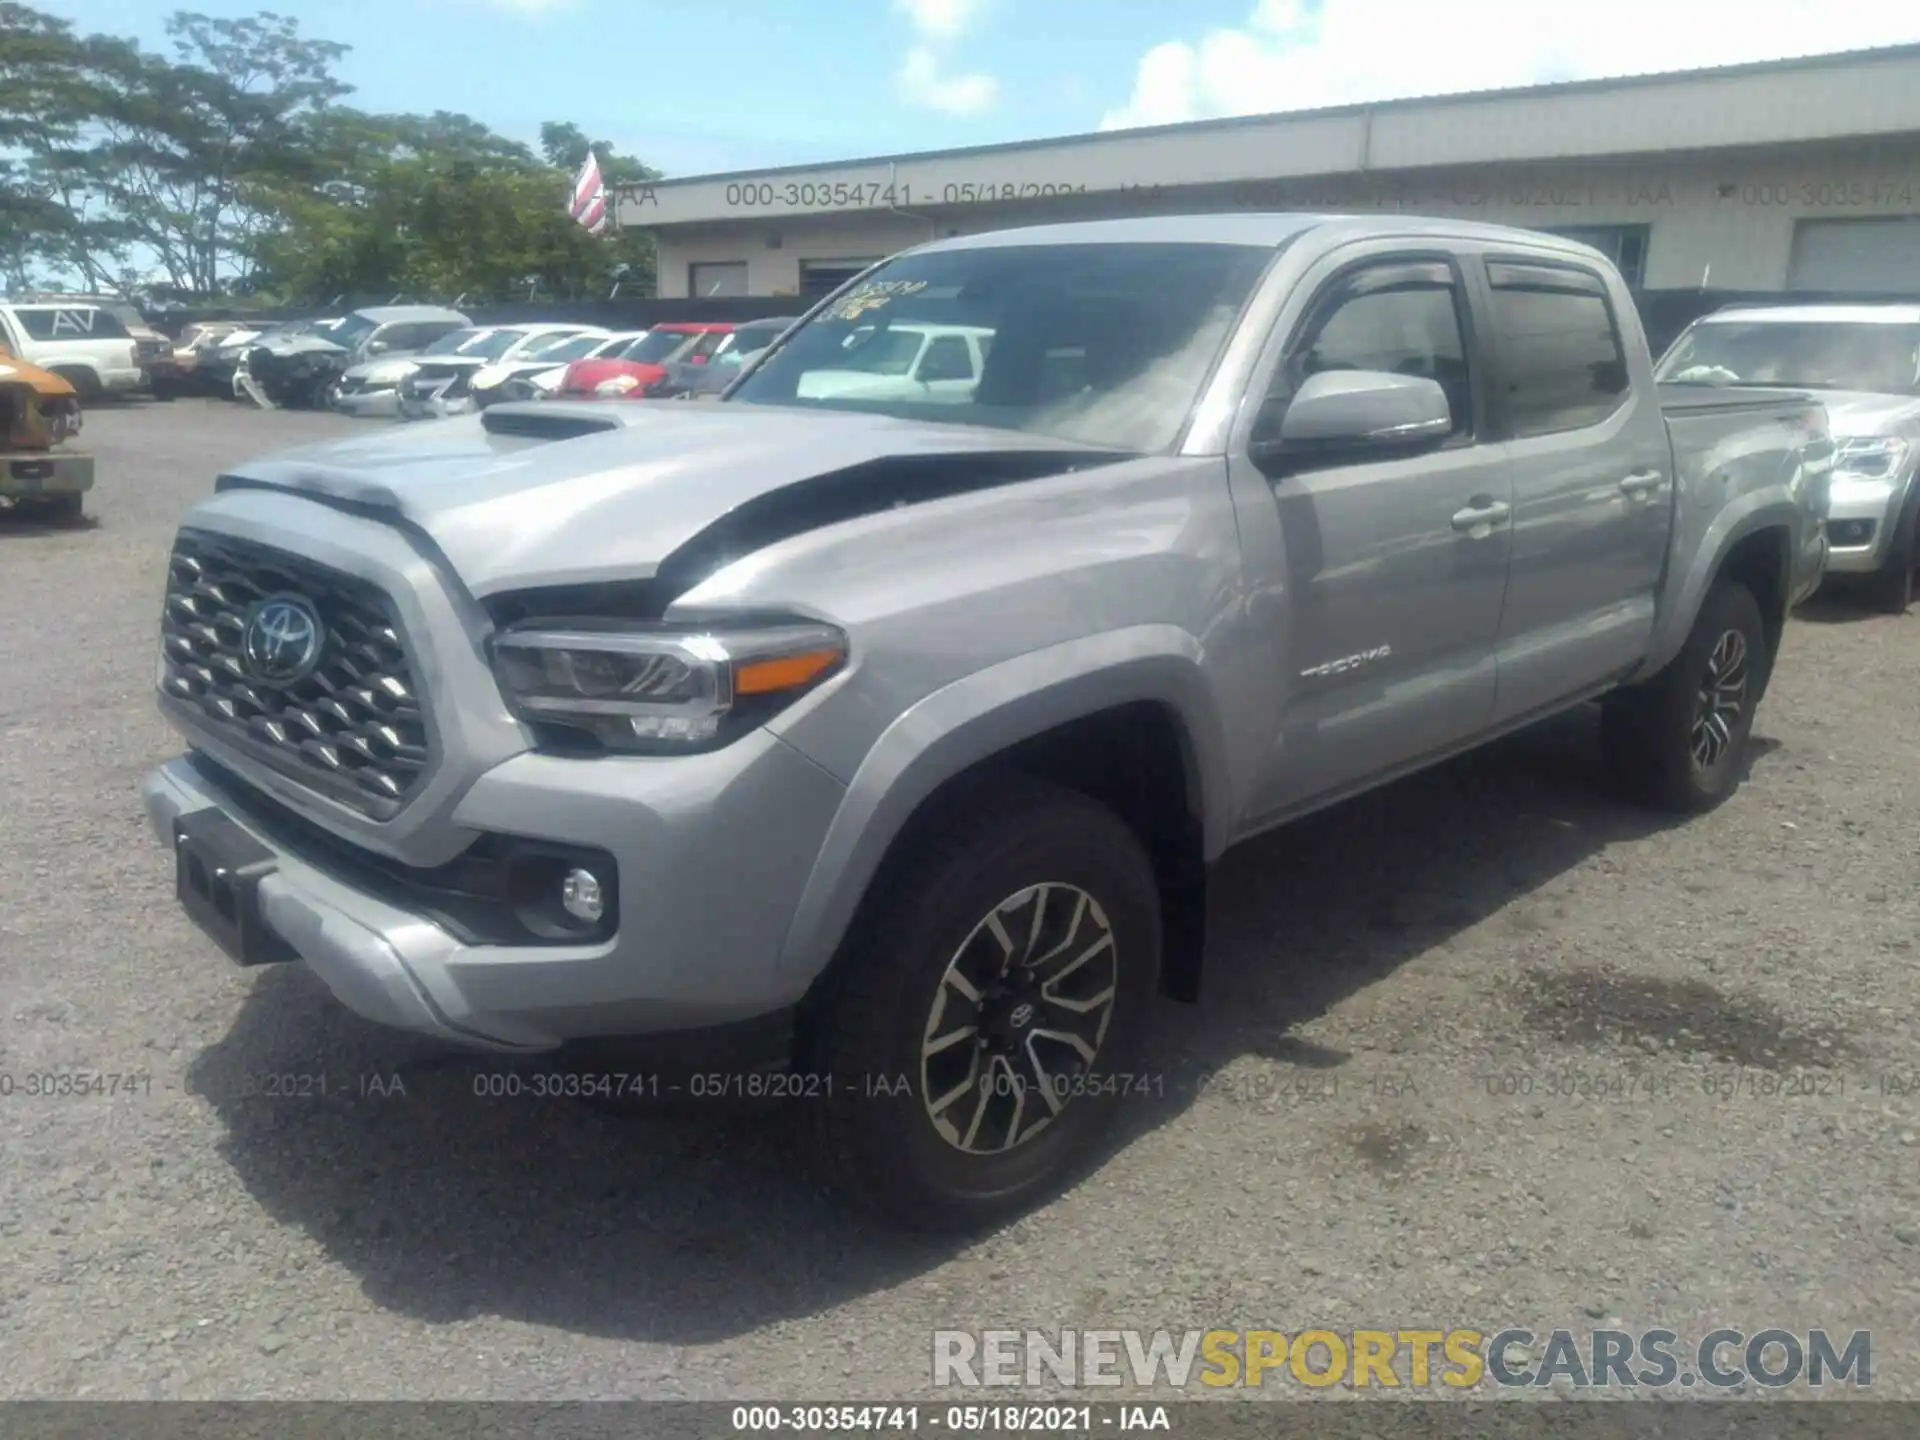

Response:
(594, 375), (641, 395)
(1833, 436), (1909, 479)
(491, 619), (847, 752)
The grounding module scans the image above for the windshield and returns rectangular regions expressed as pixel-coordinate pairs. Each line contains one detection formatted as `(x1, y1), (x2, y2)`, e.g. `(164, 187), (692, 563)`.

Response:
(712, 323), (786, 367)
(463, 329), (525, 360)
(1657, 319), (1920, 395)
(522, 331), (600, 360)
(423, 328), (487, 355)
(618, 330), (694, 364)
(729, 242), (1274, 449)
(331, 314), (377, 347)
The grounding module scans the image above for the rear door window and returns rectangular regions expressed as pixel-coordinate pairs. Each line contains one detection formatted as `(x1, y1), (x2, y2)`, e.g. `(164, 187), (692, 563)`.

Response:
(1484, 261), (1630, 437)
(12, 306), (131, 340)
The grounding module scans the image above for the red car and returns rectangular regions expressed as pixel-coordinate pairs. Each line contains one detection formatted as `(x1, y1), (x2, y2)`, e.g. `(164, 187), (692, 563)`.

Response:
(556, 323), (733, 399)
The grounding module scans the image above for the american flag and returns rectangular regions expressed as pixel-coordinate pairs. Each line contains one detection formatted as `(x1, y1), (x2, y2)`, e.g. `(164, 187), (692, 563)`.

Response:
(569, 151), (608, 234)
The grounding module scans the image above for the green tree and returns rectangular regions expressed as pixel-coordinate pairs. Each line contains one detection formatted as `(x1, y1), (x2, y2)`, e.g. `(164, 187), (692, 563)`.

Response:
(0, 3), (134, 289)
(82, 10), (350, 292)
(2, 8), (664, 302)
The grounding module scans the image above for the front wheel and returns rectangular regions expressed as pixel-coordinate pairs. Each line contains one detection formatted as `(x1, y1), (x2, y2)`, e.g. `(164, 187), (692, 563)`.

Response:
(1602, 579), (1766, 813)
(1862, 493), (1917, 615)
(799, 777), (1159, 1231)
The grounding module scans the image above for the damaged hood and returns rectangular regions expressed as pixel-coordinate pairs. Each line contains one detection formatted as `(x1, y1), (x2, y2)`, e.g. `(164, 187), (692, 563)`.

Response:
(252, 333), (349, 360)
(216, 401), (1121, 597)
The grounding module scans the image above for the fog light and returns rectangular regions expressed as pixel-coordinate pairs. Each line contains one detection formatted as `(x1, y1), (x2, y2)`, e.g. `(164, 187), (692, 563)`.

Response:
(561, 868), (604, 922)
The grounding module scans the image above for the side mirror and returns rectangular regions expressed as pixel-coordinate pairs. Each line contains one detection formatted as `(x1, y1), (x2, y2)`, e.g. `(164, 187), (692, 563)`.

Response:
(1253, 370), (1453, 469)
(365, 339), (391, 355)
(689, 353), (708, 365)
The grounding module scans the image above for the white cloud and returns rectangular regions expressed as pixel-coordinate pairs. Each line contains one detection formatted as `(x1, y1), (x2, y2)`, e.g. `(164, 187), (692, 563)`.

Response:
(1101, 0), (1920, 130)
(894, 0), (985, 41)
(898, 45), (999, 116)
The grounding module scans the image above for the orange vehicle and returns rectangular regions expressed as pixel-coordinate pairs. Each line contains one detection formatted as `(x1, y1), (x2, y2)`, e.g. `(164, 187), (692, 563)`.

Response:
(0, 343), (93, 523)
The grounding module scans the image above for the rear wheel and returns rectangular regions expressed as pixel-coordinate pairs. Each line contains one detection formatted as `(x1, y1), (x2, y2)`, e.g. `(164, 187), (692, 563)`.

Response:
(40, 492), (84, 525)
(799, 776), (1159, 1231)
(51, 367), (101, 404)
(1602, 580), (1765, 813)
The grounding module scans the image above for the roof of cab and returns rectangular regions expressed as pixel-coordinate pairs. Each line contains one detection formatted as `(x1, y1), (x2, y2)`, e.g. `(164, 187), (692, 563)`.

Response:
(1700, 303), (1920, 325)
(913, 212), (1615, 257)
(348, 304), (470, 323)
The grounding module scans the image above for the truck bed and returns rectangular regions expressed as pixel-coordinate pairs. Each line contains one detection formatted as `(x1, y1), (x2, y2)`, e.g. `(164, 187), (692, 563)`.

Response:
(1657, 381), (1818, 415)
(1658, 381), (1831, 613)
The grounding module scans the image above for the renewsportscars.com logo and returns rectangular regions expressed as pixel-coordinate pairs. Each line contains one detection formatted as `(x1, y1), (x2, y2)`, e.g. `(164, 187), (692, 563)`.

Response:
(932, 1327), (1872, 1391)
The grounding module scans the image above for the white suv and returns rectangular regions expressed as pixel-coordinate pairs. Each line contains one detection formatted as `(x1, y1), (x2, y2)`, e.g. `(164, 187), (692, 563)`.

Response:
(0, 303), (143, 399)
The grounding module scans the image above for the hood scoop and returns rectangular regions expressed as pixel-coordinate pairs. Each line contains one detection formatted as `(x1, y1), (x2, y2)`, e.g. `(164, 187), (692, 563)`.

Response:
(480, 404), (625, 442)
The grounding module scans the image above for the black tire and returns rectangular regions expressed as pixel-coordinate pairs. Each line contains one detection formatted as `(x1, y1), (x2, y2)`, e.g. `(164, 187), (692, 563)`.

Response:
(798, 776), (1160, 1232)
(309, 374), (341, 412)
(51, 367), (101, 404)
(1862, 492), (1918, 615)
(41, 492), (84, 525)
(1602, 580), (1766, 814)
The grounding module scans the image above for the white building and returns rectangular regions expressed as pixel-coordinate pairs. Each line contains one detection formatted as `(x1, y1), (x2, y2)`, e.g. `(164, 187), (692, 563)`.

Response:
(618, 44), (1920, 301)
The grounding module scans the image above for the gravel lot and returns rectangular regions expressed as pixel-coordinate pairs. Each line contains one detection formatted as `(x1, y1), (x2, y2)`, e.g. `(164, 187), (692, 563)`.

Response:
(2, 398), (1918, 1402)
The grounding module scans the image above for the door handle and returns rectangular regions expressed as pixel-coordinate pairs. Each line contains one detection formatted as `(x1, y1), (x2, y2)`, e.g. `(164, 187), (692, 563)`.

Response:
(1619, 469), (1664, 497)
(1451, 499), (1512, 534)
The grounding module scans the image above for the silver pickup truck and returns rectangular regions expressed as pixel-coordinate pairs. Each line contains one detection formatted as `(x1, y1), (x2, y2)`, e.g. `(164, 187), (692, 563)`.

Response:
(141, 215), (1830, 1229)
(1659, 302), (1918, 612)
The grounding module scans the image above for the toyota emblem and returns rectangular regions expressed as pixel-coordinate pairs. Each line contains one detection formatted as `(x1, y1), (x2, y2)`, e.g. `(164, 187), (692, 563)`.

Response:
(243, 595), (325, 686)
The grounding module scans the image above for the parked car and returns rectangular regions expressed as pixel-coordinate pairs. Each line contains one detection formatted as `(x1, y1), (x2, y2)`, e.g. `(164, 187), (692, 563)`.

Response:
(512, 331), (651, 400)
(1658, 302), (1918, 612)
(468, 329), (616, 409)
(554, 322), (733, 399)
(0, 339), (91, 523)
(150, 320), (244, 397)
(140, 215), (1829, 1230)
(397, 323), (600, 419)
(245, 305), (471, 410)
(335, 325), (515, 419)
(202, 320), (332, 397)
(0, 301), (143, 400)
(12, 293), (177, 390)
(648, 316), (800, 399)
(791, 321), (994, 404)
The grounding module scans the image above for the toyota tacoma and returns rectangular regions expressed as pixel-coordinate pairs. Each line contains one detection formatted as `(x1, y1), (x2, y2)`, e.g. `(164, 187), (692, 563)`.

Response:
(141, 215), (1831, 1229)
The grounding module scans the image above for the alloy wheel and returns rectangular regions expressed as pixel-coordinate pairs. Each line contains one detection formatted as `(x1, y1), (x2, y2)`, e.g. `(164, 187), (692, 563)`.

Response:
(920, 883), (1118, 1154)
(1690, 627), (1749, 772)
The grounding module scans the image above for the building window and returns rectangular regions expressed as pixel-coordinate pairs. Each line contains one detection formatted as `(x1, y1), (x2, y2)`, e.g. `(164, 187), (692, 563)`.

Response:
(799, 258), (882, 300)
(689, 261), (748, 297)
(1537, 225), (1650, 287)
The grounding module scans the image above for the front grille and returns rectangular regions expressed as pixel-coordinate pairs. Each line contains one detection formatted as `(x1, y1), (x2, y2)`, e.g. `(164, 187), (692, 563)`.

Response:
(158, 531), (432, 817)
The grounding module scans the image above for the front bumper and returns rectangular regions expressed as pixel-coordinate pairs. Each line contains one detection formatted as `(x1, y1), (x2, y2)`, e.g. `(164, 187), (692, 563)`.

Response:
(2, 450), (93, 498)
(1824, 477), (1906, 574)
(141, 730), (847, 1052)
(398, 390), (474, 421)
(334, 386), (401, 418)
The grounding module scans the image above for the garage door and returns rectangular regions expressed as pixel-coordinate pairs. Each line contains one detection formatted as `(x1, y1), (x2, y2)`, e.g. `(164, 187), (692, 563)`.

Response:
(1787, 217), (1920, 292)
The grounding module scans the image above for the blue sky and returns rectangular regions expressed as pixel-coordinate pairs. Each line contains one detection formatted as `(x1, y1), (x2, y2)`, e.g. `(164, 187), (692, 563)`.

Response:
(42, 1), (1920, 179)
